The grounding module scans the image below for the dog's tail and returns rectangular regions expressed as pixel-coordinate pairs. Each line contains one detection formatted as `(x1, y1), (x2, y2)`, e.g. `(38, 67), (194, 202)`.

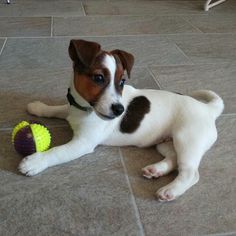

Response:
(190, 90), (224, 119)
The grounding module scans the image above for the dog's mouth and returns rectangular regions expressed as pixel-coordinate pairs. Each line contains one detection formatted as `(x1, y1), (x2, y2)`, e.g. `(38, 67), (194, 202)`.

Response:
(95, 111), (116, 120)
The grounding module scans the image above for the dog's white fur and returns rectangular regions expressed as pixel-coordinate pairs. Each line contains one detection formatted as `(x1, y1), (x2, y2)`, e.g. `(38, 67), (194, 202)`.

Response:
(19, 54), (224, 201)
(94, 55), (122, 118)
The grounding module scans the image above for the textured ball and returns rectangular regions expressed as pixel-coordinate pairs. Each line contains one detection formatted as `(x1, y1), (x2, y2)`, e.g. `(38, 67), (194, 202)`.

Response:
(12, 121), (51, 156)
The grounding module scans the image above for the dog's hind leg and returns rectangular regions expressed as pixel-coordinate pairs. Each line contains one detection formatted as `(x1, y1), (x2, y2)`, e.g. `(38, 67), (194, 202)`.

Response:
(155, 118), (218, 202)
(142, 141), (177, 179)
(27, 101), (69, 119)
(156, 128), (215, 201)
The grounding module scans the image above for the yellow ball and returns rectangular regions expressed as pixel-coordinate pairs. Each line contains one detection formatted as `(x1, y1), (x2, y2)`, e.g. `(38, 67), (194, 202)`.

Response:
(12, 121), (51, 156)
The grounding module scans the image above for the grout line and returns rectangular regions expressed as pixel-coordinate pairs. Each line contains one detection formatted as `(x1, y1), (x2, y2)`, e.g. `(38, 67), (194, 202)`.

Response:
(133, 65), (148, 69)
(146, 66), (162, 89)
(4, 32), (236, 39)
(1, 10), (230, 18)
(81, 2), (86, 16)
(172, 42), (195, 65)
(51, 16), (54, 37)
(204, 232), (236, 236)
(0, 123), (69, 132)
(118, 148), (146, 236)
(158, 32), (236, 36)
(0, 127), (16, 132)
(144, 63), (194, 67)
(0, 16), (86, 18)
(0, 12), (235, 18)
(179, 15), (204, 34)
(2, 14), (209, 19)
(1, 34), (167, 39)
(221, 113), (236, 117)
(4, 12), (236, 17)
(148, 62), (234, 67)
(3, 36), (57, 39)
(0, 38), (7, 56)
(67, 13), (209, 17)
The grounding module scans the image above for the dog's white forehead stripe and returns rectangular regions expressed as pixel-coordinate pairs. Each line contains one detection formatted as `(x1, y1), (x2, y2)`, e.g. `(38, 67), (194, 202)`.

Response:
(101, 54), (121, 105)
(103, 54), (116, 82)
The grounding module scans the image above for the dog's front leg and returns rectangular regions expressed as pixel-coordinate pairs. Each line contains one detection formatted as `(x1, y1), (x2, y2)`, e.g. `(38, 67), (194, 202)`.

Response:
(18, 137), (96, 176)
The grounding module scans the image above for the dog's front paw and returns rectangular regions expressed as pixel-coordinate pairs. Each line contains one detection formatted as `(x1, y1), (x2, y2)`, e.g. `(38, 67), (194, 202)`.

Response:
(18, 153), (48, 176)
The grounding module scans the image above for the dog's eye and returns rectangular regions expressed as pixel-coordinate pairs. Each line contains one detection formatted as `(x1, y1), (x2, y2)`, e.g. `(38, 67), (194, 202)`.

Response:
(93, 74), (105, 84)
(119, 79), (126, 88)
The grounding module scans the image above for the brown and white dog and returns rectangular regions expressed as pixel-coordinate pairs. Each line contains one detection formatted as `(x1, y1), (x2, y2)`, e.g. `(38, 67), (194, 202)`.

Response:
(19, 39), (224, 201)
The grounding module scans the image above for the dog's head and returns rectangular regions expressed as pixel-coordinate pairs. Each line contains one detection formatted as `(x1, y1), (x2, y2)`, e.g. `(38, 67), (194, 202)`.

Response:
(68, 39), (134, 120)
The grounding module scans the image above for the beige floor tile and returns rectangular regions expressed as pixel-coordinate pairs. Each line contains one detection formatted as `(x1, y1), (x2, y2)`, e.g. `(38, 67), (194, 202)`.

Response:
(150, 64), (236, 114)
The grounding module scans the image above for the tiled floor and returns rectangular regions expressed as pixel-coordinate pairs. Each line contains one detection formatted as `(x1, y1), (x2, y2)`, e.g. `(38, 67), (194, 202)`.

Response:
(0, 0), (235, 235)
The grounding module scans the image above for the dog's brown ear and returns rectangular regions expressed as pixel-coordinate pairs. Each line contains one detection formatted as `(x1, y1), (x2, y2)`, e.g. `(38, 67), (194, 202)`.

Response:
(69, 39), (101, 68)
(111, 49), (134, 78)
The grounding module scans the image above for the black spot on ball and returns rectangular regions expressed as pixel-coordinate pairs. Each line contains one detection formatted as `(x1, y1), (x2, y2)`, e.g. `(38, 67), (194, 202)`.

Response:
(14, 126), (36, 156)
(120, 96), (150, 133)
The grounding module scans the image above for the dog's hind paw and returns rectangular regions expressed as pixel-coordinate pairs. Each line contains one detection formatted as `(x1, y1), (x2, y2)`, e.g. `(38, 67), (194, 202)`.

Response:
(27, 101), (47, 117)
(142, 165), (163, 179)
(156, 186), (176, 202)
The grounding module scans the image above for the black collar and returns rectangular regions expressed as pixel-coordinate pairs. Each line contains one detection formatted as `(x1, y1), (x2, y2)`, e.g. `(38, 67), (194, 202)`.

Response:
(67, 88), (92, 112)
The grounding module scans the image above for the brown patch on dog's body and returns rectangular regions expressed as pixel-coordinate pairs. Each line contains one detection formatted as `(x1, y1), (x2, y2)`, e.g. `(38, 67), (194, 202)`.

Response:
(120, 96), (150, 133)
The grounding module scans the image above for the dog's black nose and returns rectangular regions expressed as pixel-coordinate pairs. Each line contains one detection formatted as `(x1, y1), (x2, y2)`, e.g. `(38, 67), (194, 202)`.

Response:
(111, 103), (124, 116)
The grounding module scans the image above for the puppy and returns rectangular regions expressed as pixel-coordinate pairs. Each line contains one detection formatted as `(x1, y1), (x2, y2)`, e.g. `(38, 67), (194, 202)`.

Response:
(19, 39), (224, 201)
